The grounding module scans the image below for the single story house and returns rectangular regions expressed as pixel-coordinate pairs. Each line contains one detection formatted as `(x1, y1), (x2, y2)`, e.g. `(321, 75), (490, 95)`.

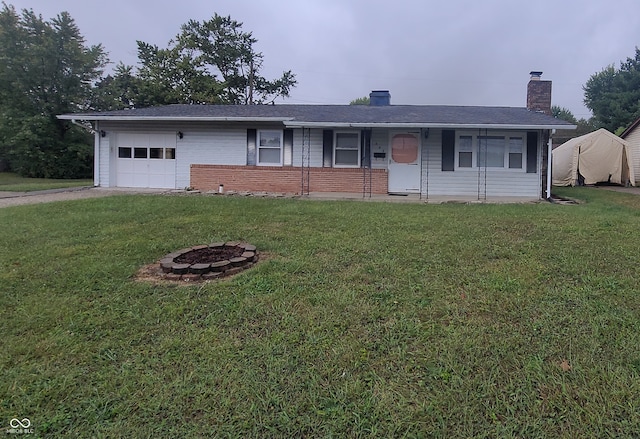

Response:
(58, 72), (574, 201)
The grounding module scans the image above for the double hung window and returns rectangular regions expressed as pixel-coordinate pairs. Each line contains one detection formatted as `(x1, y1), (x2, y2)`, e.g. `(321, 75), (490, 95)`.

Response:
(334, 132), (360, 167)
(508, 137), (524, 169)
(456, 133), (524, 170)
(257, 130), (283, 166)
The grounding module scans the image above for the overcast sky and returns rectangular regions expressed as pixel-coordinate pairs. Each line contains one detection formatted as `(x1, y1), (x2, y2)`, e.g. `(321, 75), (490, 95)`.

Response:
(6, 0), (640, 118)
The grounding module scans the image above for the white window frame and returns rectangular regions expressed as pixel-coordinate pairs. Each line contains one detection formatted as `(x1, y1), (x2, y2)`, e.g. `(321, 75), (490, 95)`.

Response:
(333, 131), (361, 168)
(257, 130), (283, 166)
(455, 131), (526, 171)
(508, 136), (524, 169)
(456, 135), (474, 168)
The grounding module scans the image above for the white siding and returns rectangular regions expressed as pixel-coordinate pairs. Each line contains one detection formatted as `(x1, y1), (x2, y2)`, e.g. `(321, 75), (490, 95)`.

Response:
(292, 129), (323, 167)
(624, 126), (640, 186)
(98, 135), (110, 187)
(175, 129), (246, 188)
(370, 129), (389, 169)
(420, 129), (541, 199)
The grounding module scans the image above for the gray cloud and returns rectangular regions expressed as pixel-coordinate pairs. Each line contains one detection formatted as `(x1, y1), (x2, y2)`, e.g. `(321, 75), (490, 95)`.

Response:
(8, 0), (640, 118)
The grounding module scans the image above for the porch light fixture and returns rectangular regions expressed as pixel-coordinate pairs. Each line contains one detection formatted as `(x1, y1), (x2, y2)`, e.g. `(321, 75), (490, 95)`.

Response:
(177, 131), (183, 139)
(100, 130), (106, 138)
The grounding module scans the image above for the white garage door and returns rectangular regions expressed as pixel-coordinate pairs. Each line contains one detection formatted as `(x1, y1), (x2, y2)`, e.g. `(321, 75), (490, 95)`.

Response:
(116, 133), (176, 188)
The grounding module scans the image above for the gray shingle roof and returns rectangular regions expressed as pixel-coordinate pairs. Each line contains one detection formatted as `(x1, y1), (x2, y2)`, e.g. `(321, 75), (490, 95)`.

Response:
(59, 104), (575, 129)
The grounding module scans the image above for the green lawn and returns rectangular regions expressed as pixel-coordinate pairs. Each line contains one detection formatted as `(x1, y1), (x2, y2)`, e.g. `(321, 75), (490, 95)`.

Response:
(1, 188), (639, 437)
(0, 172), (92, 192)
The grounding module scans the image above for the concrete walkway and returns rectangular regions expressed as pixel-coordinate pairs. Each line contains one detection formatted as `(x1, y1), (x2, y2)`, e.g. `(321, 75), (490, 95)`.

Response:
(0, 186), (547, 208)
(302, 192), (541, 204)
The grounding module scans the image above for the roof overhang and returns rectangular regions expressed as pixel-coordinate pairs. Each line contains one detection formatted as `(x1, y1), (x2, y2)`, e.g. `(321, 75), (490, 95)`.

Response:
(283, 121), (577, 130)
(57, 115), (575, 131)
(57, 115), (295, 122)
(620, 116), (640, 139)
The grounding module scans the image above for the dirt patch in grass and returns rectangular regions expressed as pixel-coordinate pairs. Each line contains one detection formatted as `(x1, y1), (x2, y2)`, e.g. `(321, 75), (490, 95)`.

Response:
(174, 246), (244, 264)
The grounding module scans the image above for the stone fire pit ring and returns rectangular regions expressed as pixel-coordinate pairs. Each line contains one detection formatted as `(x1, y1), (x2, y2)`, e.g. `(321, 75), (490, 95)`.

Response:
(159, 242), (258, 281)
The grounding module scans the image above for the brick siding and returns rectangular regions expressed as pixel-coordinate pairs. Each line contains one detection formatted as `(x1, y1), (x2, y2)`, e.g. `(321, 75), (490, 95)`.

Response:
(190, 165), (388, 194)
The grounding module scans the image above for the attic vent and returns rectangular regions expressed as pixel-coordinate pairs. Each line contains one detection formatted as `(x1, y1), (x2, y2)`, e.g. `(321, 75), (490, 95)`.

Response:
(369, 90), (391, 106)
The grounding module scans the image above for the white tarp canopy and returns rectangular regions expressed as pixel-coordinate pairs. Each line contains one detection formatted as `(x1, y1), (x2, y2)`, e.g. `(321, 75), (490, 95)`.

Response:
(552, 128), (635, 187)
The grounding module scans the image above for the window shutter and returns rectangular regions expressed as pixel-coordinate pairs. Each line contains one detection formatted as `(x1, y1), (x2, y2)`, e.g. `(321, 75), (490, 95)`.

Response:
(361, 129), (371, 167)
(283, 129), (293, 166)
(442, 129), (455, 171)
(323, 130), (333, 167)
(526, 131), (538, 173)
(247, 129), (257, 166)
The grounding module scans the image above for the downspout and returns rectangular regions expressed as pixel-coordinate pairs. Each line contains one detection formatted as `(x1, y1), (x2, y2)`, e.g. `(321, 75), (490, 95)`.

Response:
(546, 129), (555, 200)
(93, 121), (100, 187)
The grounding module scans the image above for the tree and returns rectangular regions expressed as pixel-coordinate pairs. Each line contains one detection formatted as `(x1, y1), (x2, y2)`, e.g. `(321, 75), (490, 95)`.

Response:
(91, 63), (141, 111)
(133, 41), (224, 107)
(107, 13), (297, 108)
(551, 105), (600, 146)
(551, 105), (578, 124)
(583, 47), (640, 133)
(350, 96), (370, 105)
(0, 3), (107, 177)
(176, 14), (296, 105)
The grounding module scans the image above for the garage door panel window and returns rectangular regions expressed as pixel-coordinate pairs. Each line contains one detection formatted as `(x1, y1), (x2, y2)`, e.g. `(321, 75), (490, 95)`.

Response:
(134, 148), (147, 159)
(150, 148), (163, 159)
(257, 130), (283, 166)
(165, 148), (175, 159)
(118, 147), (132, 158)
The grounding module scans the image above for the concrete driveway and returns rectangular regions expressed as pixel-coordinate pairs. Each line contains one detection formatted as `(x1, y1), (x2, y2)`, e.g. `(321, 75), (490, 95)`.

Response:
(0, 187), (165, 208)
(595, 186), (640, 195)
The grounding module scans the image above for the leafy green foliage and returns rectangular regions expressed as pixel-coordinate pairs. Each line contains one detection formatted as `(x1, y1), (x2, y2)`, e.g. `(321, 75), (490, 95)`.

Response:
(95, 13), (297, 108)
(551, 105), (577, 124)
(583, 47), (640, 133)
(551, 105), (600, 145)
(90, 64), (141, 111)
(176, 14), (297, 105)
(0, 3), (106, 177)
(0, 5), (299, 177)
(350, 96), (370, 105)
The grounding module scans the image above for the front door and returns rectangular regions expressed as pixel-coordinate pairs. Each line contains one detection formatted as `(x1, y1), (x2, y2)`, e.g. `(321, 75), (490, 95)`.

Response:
(388, 131), (421, 193)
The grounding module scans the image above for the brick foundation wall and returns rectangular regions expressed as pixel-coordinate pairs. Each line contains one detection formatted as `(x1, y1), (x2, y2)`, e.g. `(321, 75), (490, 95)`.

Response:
(190, 164), (388, 194)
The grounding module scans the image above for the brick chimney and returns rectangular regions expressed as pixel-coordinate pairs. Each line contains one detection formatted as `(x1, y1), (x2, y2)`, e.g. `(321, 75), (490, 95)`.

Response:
(526, 71), (552, 115)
